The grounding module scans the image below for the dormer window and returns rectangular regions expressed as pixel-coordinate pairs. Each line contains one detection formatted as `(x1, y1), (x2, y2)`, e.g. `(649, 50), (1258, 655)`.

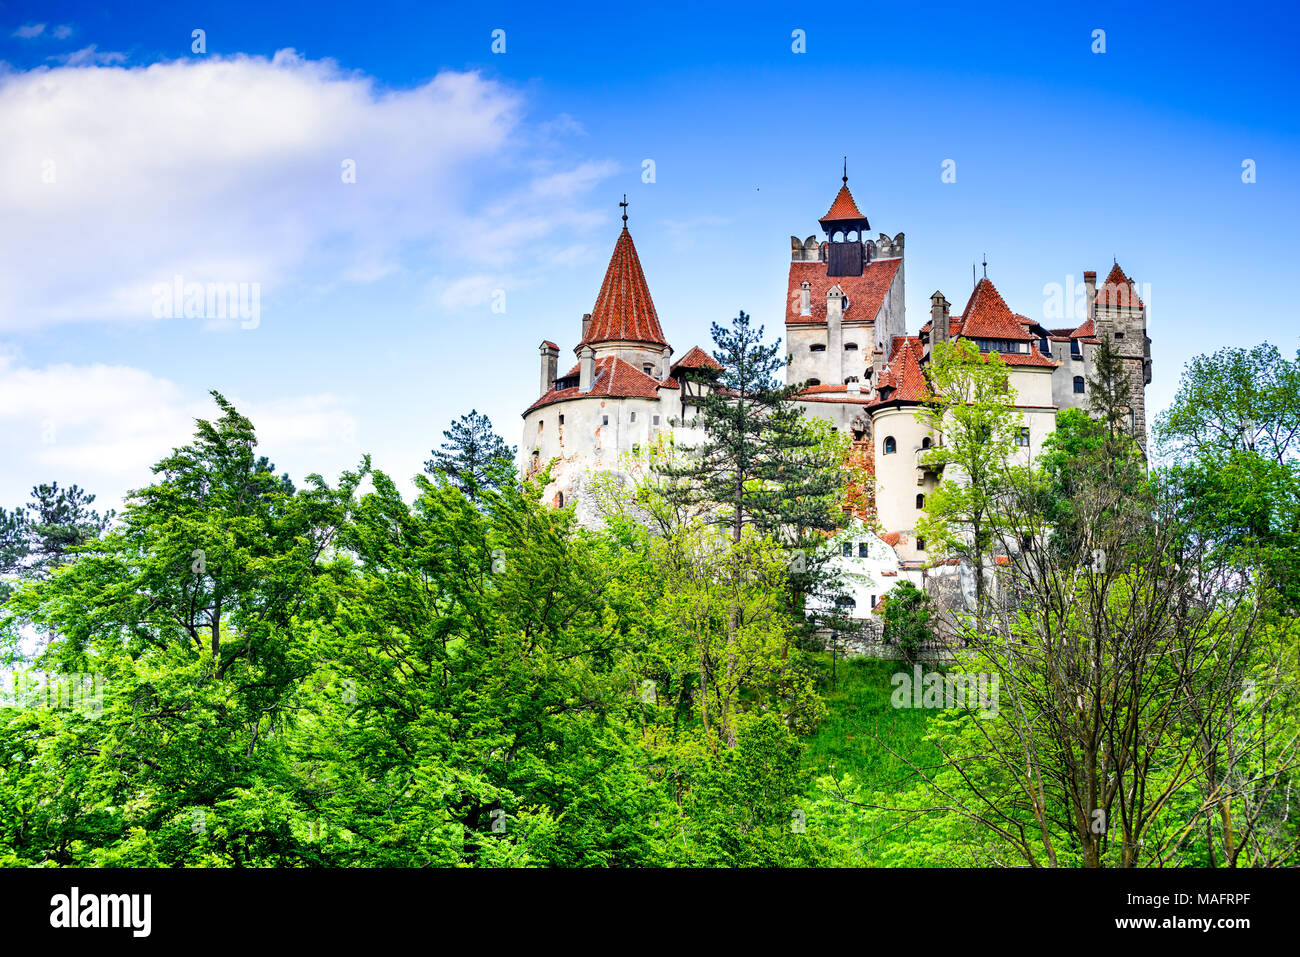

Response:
(643, 363), (654, 376)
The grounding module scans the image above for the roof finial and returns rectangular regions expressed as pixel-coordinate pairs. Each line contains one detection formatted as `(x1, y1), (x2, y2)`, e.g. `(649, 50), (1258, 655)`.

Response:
(842, 156), (848, 185)
(619, 193), (629, 227)
(982, 253), (988, 280)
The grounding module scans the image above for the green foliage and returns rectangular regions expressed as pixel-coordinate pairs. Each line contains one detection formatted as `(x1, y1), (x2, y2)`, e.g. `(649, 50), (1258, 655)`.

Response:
(424, 409), (517, 502)
(881, 582), (932, 663)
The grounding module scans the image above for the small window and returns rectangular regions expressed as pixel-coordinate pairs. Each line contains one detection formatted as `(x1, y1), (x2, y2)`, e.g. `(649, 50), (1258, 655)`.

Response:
(559, 414), (565, 425)
(807, 378), (822, 386)
(633, 443), (640, 455)
(643, 363), (654, 375)
(916, 493), (925, 509)
(916, 537), (926, 552)
(538, 420), (544, 433)
(810, 344), (827, 353)
(841, 542), (851, 557)
(858, 543), (869, 558)
(921, 437), (932, 449)
(1073, 376), (1085, 394)
(1071, 340), (1082, 358)
(845, 376), (859, 384)
(630, 411), (637, 423)
(602, 414), (609, 425)
(1017, 428), (1030, 447)
(884, 436), (897, 454)
(652, 415), (660, 426)
(557, 492), (564, 507)
(844, 342), (858, 351)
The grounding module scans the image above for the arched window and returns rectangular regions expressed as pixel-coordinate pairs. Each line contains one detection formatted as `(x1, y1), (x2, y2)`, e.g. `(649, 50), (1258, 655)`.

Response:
(810, 343), (827, 353)
(921, 437), (932, 449)
(807, 378), (821, 386)
(844, 342), (858, 351)
(884, 436), (897, 454)
(1073, 375), (1086, 394)
(916, 493), (925, 509)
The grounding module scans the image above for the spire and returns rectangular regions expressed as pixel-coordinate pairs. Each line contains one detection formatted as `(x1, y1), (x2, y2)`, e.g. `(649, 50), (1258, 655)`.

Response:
(580, 224), (669, 347)
(619, 193), (628, 227)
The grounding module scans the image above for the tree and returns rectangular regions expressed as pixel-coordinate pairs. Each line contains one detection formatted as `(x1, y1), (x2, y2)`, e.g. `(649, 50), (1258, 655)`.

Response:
(0, 483), (113, 601)
(916, 339), (1023, 627)
(656, 311), (847, 646)
(425, 410), (517, 502)
(881, 581), (932, 664)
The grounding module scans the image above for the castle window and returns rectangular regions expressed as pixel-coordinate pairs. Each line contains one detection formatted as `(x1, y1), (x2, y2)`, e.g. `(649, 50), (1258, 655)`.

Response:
(1039, 336), (1051, 357)
(845, 376), (859, 385)
(858, 543), (869, 558)
(557, 492), (564, 507)
(1071, 339), (1082, 358)
(630, 411), (637, 423)
(538, 420), (544, 433)
(921, 437), (932, 449)
(602, 414), (609, 425)
(559, 414), (564, 425)
(884, 436), (897, 454)
(841, 542), (851, 557)
(643, 363), (654, 375)
(1073, 376), (1086, 394)
(1017, 428), (1030, 447)
(652, 415), (660, 426)
(807, 378), (821, 386)
(844, 342), (858, 351)
(916, 537), (926, 552)
(916, 493), (925, 509)
(810, 344), (826, 353)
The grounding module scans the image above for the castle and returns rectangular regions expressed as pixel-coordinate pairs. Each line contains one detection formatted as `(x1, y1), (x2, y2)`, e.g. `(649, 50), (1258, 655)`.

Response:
(521, 173), (1151, 618)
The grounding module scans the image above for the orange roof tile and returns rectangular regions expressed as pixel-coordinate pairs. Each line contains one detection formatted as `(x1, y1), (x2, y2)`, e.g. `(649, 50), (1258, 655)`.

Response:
(955, 279), (1035, 341)
(787, 257), (900, 325)
(820, 182), (867, 224)
(580, 227), (670, 348)
(670, 345), (722, 372)
(526, 356), (664, 413)
(870, 336), (930, 406)
(1096, 262), (1144, 310)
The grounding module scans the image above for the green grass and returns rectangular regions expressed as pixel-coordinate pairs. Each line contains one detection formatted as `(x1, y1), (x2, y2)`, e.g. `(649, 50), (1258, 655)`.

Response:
(804, 654), (940, 794)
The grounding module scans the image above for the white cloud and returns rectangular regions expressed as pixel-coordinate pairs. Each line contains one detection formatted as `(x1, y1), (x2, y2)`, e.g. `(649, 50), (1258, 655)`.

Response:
(52, 25), (73, 40)
(0, 50), (612, 332)
(12, 24), (45, 39)
(0, 350), (358, 506)
(48, 45), (127, 67)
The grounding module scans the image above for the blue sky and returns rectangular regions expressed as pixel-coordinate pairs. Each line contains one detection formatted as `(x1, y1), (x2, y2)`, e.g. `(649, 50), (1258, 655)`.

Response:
(1, 0), (1297, 509)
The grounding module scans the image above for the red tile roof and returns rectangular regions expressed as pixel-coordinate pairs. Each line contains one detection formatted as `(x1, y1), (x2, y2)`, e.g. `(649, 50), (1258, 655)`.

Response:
(787, 257), (901, 325)
(670, 345), (722, 372)
(1096, 262), (1144, 310)
(820, 182), (866, 224)
(540, 340), (559, 351)
(580, 227), (670, 348)
(526, 356), (664, 413)
(870, 336), (930, 406)
(955, 279), (1035, 341)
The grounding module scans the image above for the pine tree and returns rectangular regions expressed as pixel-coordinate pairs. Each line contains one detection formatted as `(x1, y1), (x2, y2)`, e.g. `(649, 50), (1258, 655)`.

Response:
(1086, 334), (1135, 442)
(659, 311), (844, 546)
(425, 410), (517, 501)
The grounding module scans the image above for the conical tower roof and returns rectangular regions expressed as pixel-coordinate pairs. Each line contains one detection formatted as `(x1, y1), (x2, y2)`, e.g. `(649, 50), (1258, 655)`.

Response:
(580, 227), (669, 348)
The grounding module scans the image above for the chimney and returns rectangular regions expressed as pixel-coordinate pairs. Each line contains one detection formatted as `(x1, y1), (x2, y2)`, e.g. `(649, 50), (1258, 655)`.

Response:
(661, 345), (672, 379)
(581, 312), (592, 341)
(799, 281), (812, 318)
(1083, 271), (1097, 322)
(826, 285), (845, 385)
(871, 347), (884, 386)
(930, 291), (950, 346)
(539, 341), (559, 395)
(578, 346), (596, 392)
